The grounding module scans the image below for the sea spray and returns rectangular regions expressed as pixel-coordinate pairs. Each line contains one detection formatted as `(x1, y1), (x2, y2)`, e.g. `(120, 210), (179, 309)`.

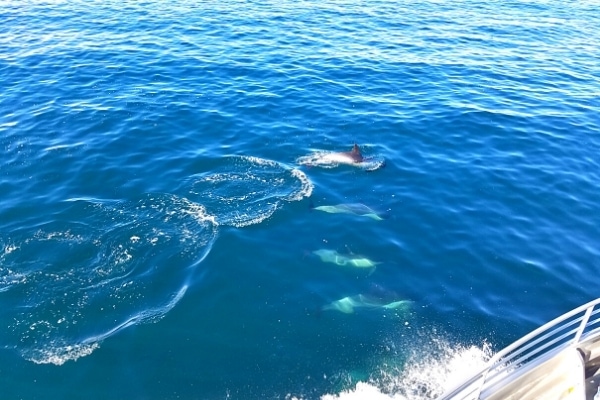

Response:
(320, 338), (493, 400)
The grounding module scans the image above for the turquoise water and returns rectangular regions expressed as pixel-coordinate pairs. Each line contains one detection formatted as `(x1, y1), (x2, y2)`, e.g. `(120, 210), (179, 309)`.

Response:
(1, 0), (600, 398)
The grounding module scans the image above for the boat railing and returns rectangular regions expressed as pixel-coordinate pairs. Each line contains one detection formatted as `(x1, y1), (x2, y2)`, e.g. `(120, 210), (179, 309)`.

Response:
(439, 297), (600, 400)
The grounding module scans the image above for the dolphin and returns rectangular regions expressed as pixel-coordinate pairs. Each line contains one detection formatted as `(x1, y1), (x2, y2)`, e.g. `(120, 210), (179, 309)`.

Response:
(323, 294), (413, 314)
(311, 202), (386, 221)
(312, 249), (380, 270)
(320, 143), (363, 165)
(296, 144), (385, 171)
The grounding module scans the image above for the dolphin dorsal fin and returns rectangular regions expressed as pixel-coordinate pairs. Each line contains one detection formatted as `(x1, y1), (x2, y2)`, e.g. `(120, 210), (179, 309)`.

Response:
(349, 144), (363, 163)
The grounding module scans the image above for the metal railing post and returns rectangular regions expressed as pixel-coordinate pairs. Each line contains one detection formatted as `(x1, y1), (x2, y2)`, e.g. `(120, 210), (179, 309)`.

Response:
(573, 305), (594, 344)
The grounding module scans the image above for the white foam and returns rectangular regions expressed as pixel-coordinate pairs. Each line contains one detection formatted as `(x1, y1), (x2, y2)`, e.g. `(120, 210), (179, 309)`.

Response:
(1, 244), (29, 290)
(240, 155), (280, 168)
(237, 156), (314, 202)
(188, 155), (313, 228)
(297, 151), (385, 171)
(27, 342), (100, 366)
(288, 168), (314, 200)
(321, 382), (404, 400)
(320, 339), (492, 400)
(3, 243), (18, 255)
(297, 152), (339, 169)
(224, 205), (280, 228)
(34, 229), (84, 242)
(179, 198), (219, 226)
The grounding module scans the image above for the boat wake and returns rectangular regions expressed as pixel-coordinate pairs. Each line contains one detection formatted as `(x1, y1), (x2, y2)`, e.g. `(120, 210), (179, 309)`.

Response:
(319, 337), (492, 400)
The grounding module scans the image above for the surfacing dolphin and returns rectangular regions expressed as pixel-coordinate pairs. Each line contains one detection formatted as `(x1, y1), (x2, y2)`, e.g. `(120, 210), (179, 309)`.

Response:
(311, 202), (387, 221)
(313, 249), (380, 270)
(323, 294), (413, 314)
(296, 144), (385, 171)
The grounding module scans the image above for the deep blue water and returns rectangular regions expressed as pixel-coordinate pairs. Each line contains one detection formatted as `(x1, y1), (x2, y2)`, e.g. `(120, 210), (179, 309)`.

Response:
(1, 0), (600, 398)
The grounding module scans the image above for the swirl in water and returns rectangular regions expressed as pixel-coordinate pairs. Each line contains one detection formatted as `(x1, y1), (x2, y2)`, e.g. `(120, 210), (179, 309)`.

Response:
(185, 155), (313, 228)
(0, 194), (217, 365)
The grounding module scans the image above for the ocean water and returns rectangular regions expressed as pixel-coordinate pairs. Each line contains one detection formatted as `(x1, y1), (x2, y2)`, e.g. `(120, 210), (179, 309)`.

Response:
(1, 0), (599, 398)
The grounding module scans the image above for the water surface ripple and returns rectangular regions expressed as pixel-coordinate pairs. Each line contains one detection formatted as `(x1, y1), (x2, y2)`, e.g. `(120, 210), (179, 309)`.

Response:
(1, 0), (599, 399)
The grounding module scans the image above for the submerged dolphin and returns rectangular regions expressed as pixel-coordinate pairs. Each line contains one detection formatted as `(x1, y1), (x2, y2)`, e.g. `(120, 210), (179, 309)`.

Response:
(313, 249), (380, 269)
(311, 202), (386, 221)
(323, 294), (413, 314)
(296, 144), (385, 171)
